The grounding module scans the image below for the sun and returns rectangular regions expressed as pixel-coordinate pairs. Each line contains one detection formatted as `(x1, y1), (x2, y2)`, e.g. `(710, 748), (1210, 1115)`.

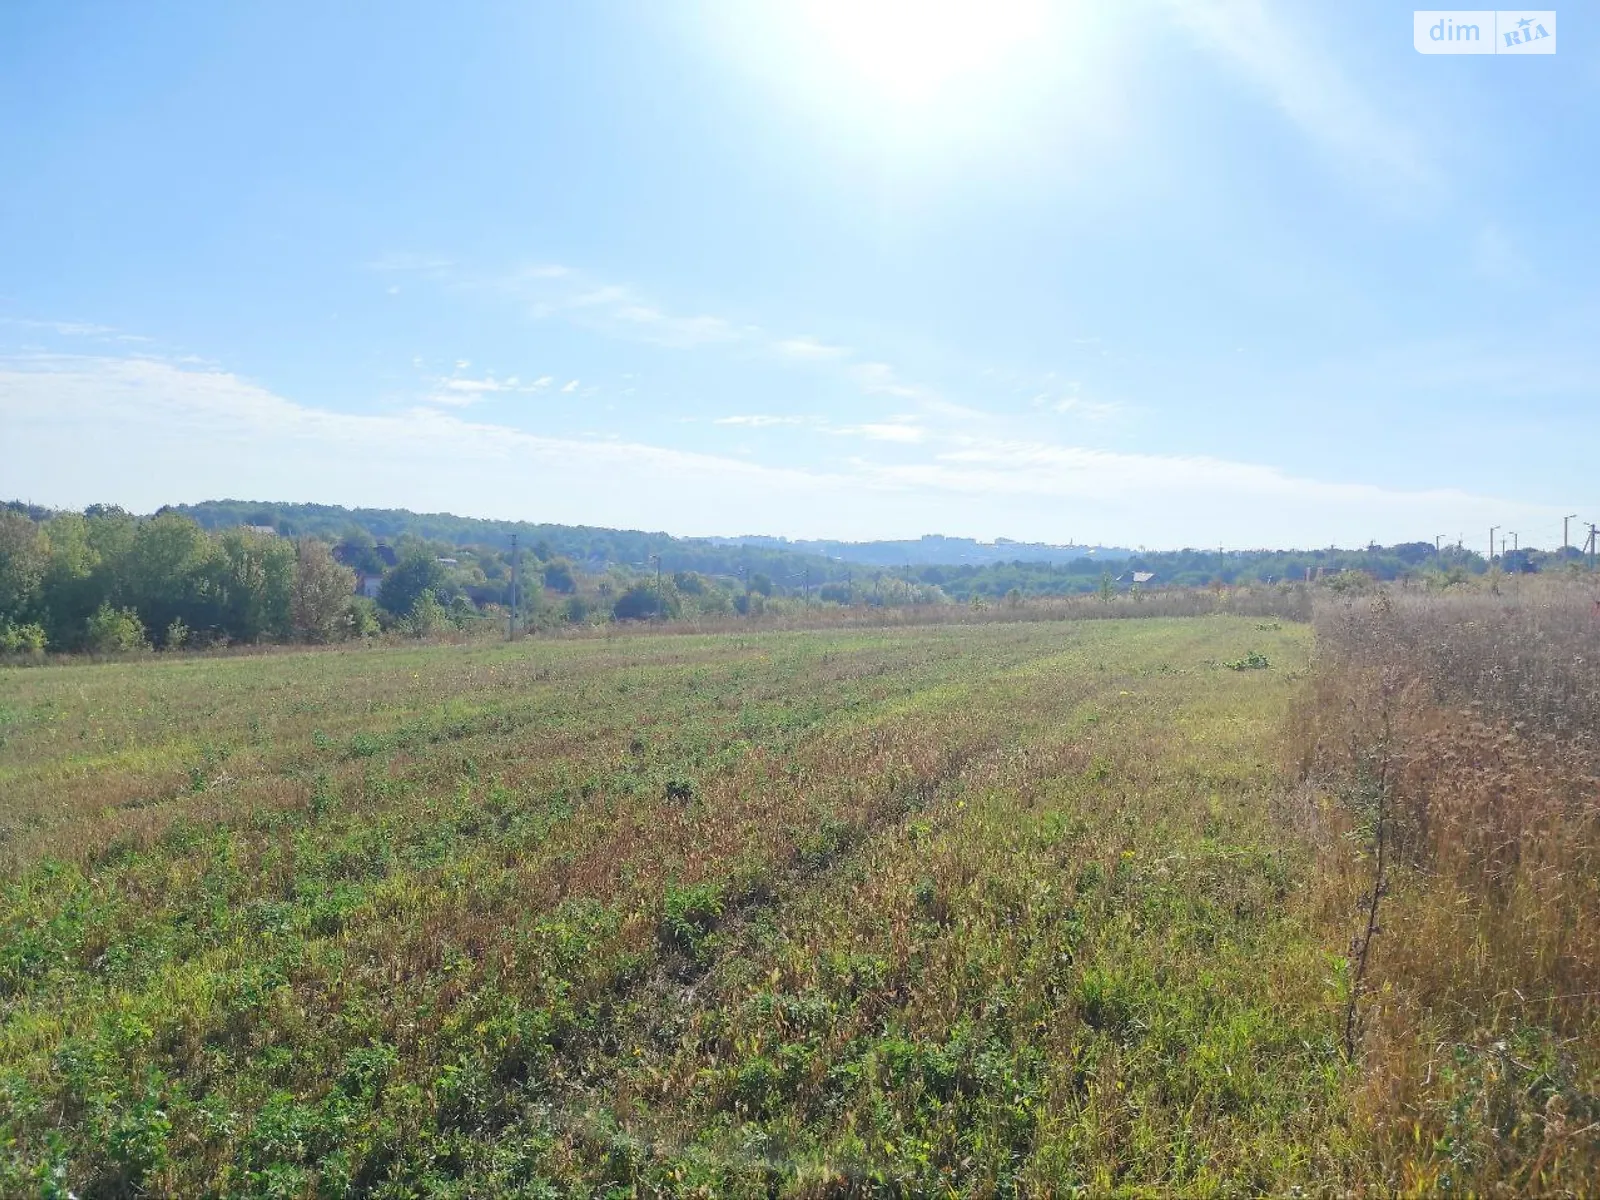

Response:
(800, 0), (1049, 104)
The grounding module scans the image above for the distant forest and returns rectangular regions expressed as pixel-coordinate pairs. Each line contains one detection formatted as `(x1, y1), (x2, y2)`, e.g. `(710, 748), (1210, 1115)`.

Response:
(2, 497), (1579, 654)
(167, 499), (1560, 597)
(169, 500), (857, 586)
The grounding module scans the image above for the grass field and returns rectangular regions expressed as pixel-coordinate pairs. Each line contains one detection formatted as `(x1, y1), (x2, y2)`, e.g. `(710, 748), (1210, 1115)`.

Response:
(3, 601), (1588, 1196)
(1, 615), (1355, 1195)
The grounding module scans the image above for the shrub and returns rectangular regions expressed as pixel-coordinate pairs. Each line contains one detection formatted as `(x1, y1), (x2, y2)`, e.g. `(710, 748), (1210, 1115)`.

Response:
(404, 589), (447, 637)
(447, 594), (484, 628)
(613, 582), (675, 621)
(0, 619), (47, 653)
(84, 604), (149, 653)
(344, 595), (381, 638)
(1224, 651), (1270, 671)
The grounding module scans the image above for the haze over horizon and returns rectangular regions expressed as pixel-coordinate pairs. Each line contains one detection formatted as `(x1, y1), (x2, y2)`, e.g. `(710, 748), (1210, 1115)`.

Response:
(2, 2), (1594, 549)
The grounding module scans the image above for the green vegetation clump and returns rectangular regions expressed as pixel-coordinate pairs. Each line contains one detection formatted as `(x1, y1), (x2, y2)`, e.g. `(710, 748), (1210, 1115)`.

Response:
(1224, 650), (1271, 671)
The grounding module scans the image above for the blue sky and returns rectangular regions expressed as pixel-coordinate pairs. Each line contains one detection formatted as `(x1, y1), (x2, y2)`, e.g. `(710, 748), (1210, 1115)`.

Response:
(1, 1), (1594, 549)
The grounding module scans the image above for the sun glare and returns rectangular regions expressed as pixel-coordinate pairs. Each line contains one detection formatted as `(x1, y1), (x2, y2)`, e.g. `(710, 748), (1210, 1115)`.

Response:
(801, 0), (1049, 103)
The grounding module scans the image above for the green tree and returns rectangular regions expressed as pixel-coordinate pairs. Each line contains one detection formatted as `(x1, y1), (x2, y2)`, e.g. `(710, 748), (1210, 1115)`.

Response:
(0, 510), (46, 622)
(292, 538), (356, 641)
(613, 582), (675, 621)
(32, 512), (118, 649)
(212, 528), (296, 642)
(542, 559), (577, 593)
(123, 512), (215, 644)
(378, 550), (447, 617)
(335, 526), (385, 574)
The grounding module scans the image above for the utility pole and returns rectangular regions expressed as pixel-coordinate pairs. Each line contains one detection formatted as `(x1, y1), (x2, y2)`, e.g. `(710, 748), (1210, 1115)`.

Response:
(651, 553), (663, 621)
(509, 534), (520, 640)
(1565, 514), (1579, 555)
(1434, 534), (1443, 554)
(1588, 525), (1599, 571)
(1509, 531), (1519, 552)
(1489, 525), (1499, 567)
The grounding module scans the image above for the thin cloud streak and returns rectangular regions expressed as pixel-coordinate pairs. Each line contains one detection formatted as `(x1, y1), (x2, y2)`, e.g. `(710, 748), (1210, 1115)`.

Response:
(1168, 0), (1436, 200)
(376, 256), (973, 418)
(0, 353), (1563, 547)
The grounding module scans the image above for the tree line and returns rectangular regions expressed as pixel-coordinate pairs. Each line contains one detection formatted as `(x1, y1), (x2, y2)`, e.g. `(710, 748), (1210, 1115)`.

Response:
(0, 506), (951, 654)
(0, 506), (368, 653)
(9, 500), (1583, 654)
(897, 542), (1569, 601)
(172, 500), (857, 586)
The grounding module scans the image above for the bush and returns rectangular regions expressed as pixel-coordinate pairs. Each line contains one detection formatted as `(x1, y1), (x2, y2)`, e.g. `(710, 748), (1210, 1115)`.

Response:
(0, 619), (47, 653)
(344, 595), (381, 638)
(447, 594), (484, 628)
(404, 589), (447, 637)
(542, 559), (577, 593)
(85, 604), (149, 653)
(613, 582), (675, 621)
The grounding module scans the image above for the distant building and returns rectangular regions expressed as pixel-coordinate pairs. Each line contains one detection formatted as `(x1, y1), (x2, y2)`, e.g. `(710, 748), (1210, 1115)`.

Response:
(354, 572), (382, 599)
(1117, 571), (1158, 587)
(243, 524), (278, 537)
(436, 557), (458, 567)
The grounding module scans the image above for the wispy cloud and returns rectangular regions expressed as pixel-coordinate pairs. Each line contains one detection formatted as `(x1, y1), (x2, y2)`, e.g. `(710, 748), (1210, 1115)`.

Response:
(424, 373), (553, 407)
(1030, 391), (1122, 421)
(0, 353), (833, 523)
(850, 361), (927, 401)
(0, 352), (1565, 545)
(831, 421), (928, 444)
(1168, 0), (1434, 197)
(713, 414), (809, 427)
(377, 255), (970, 415)
(775, 336), (851, 361)
(364, 252), (456, 274)
(0, 316), (150, 343)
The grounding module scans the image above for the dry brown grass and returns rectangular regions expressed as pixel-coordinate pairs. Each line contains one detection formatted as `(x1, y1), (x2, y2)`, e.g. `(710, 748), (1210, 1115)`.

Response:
(1292, 576), (1600, 1193)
